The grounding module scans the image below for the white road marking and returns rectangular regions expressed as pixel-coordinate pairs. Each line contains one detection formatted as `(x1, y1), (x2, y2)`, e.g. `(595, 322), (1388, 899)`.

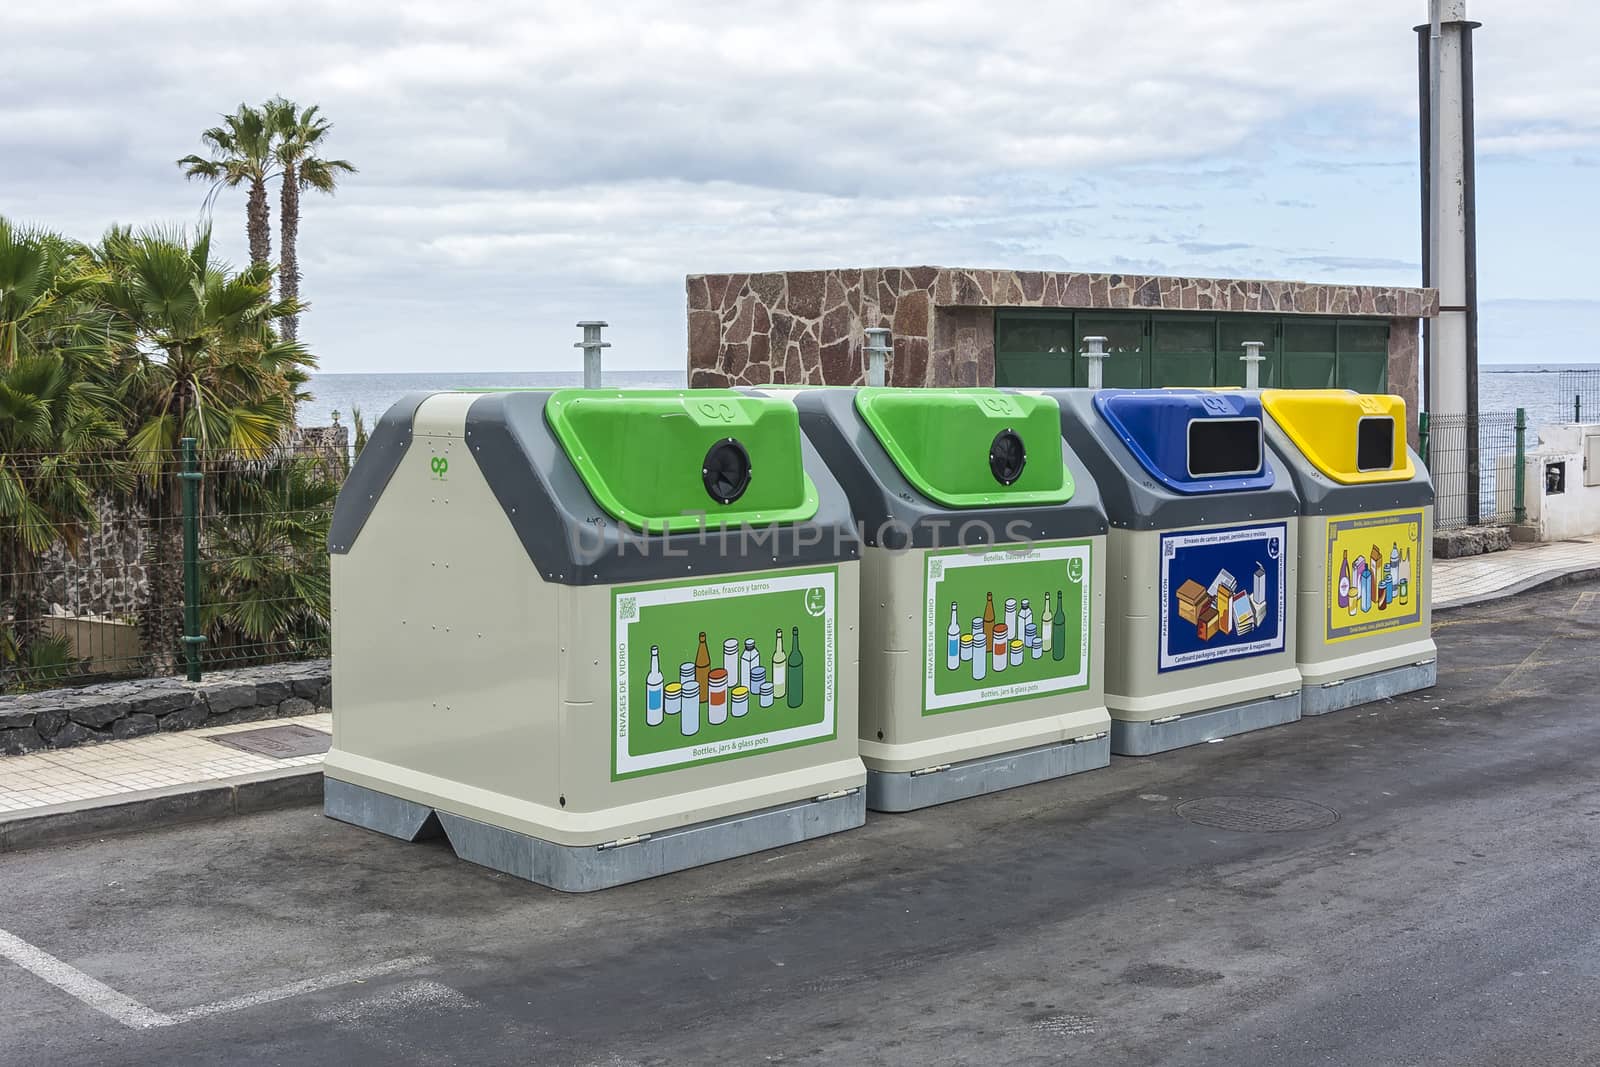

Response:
(0, 926), (173, 1029)
(168, 955), (432, 1024)
(0, 924), (429, 1031)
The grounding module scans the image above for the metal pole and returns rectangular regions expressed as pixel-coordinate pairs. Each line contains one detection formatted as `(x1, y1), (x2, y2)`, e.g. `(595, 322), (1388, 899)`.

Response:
(1513, 407), (1526, 524)
(1241, 340), (1265, 389)
(1081, 336), (1108, 390)
(1576, 393), (1582, 423)
(575, 321), (610, 388)
(179, 437), (205, 683)
(863, 327), (892, 387)
(1419, 411), (1430, 468)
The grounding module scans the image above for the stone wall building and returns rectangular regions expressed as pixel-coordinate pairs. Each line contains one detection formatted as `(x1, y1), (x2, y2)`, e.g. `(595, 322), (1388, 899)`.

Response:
(685, 267), (1437, 442)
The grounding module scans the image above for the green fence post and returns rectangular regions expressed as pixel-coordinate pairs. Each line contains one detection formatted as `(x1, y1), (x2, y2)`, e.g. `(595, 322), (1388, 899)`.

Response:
(180, 438), (205, 682)
(1576, 394), (1582, 423)
(1513, 408), (1527, 525)
(1418, 411), (1430, 469)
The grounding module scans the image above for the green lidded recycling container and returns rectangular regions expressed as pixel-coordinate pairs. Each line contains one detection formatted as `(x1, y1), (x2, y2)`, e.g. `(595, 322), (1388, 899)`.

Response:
(1260, 389), (1436, 715)
(324, 388), (865, 892)
(792, 387), (1110, 811)
(1044, 388), (1303, 755)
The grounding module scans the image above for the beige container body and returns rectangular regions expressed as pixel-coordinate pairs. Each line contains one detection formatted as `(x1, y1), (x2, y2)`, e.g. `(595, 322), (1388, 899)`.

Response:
(1103, 525), (1302, 722)
(856, 541), (1110, 774)
(326, 393), (865, 848)
(1293, 507), (1437, 688)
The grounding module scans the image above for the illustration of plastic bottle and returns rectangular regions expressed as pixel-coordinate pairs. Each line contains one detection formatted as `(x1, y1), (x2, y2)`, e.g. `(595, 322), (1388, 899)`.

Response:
(741, 638), (760, 689)
(772, 629), (788, 700)
(982, 594), (996, 646)
(1338, 550), (1350, 608)
(1004, 598), (1018, 641)
(694, 633), (712, 704)
(786, 626), (804, 708)
(992, 622), (1009, 673)
(1051, 590), (1066, 661)
(1019, 599), (1033, 641)
(680, 680), (700, 735)
(646, 646), (665, 727)
(946, 602), (961, 671)
(1360, 563), (1372, 612)
(723, 639), (740, 688)
(707, 669), (729, 725)
(1040, 587), (1053, 652)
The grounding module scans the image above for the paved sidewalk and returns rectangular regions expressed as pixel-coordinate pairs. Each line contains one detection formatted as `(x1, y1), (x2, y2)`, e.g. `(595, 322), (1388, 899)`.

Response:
(3, 535), (1599, 846)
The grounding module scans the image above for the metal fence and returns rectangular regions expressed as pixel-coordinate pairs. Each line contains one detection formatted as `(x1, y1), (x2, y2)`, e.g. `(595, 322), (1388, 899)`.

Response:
(1419, 410), (1526, 531)
(1558, 370), (1600, 424)
(0, 440), (341, 694)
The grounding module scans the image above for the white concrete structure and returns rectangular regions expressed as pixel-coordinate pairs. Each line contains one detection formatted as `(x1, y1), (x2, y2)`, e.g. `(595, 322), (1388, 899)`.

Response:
(1520, 424), (1600, 542)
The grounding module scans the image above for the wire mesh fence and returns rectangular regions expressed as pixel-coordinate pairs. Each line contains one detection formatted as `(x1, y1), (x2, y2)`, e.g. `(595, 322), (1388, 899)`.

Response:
(1422, 411), (1524, 531)
(1557, 370), (1600, 424)
(0, 444), (342, 695)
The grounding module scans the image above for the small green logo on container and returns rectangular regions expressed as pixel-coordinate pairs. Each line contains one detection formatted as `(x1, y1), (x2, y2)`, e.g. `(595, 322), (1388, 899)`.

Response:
(430, 456), (449, 480)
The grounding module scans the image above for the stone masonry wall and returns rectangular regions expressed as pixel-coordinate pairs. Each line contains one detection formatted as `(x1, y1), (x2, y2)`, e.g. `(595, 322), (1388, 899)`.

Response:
(0, 659), (330, 755)
(685, 267), (1436, 433)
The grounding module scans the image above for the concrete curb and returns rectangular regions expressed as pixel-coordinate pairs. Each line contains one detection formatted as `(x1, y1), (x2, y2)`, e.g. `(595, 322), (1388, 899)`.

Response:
(0, 766), (322, 854)
(1434, 565), (1600, 613)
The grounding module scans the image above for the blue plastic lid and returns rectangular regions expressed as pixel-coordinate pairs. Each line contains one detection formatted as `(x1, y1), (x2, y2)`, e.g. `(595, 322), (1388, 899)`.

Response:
(1091, 389), (1274, 495)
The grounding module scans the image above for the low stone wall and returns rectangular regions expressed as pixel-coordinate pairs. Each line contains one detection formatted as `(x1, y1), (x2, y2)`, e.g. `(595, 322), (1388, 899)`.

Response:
(1434, 525), (1512, 560)
(0, 659), (331, 755)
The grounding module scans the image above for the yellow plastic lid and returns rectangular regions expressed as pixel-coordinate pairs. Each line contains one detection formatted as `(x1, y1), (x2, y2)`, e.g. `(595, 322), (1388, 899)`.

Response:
(1261, 389), (1414, 485)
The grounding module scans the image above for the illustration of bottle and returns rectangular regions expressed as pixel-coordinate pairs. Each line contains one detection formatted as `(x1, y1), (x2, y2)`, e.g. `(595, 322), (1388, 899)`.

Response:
(1041, 587), (1053, 652)
(707, 669), (729, 725)
(772, 629), (788, 701)
(1019, 599), (1033, 640)
(741, 638), (760, 689)
(730, 685), (749, 718)
(1389, 542), (1401, 590)
(972, 632), (987, 680)
(1338, 550), (1350, 608)
(694, 633), (712, 705)
(1360, 563), (1372, 612)
(1025, 622), (1040, 659)
(1009, 639), (1023, 667)
(723, 638), (740, 688)
(946, 602), (961, 671)
(982, 593), (996, 646)
(1400, 548), (1411, 603)
(786, 626), (804, 709)
(1004, 598), (1018, 641)
(992, 622), (1009, 673)
(1348, 561), (1360, 616)
(646, 646), (665, 727)
(680, 680), (700, 736)
(1051, 590), (1066, 661)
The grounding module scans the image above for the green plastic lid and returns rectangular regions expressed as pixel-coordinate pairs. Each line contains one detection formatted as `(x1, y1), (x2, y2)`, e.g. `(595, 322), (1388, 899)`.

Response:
(854, 387), (1074, 508)
(544, 389), (819, 533)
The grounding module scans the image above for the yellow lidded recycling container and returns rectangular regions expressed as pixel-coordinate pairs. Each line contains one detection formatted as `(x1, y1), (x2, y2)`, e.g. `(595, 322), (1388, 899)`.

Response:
(1261, 389), (1436, 715)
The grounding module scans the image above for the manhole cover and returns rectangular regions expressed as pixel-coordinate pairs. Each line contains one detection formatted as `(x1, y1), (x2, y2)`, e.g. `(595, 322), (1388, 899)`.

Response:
(208, 724), (331, 759)
(1174, 795), (1339, 833)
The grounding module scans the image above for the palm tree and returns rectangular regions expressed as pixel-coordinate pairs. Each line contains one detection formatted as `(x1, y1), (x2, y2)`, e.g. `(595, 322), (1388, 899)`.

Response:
(0, 217), (116, 368)
(268, 99), (355, 340)
(97, 222), (313, 668)
(177, 104), (279, 269)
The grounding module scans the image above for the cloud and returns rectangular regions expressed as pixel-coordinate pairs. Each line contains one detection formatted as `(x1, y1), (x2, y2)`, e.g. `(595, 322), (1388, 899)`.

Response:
(2, 0), (1597, 372)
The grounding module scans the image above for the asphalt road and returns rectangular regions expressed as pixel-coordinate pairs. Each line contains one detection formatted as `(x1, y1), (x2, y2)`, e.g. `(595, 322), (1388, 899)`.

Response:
(3, 581), (1600, 1066)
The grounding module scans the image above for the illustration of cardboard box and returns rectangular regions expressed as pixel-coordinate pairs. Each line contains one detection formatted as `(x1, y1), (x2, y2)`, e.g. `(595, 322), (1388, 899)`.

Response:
(1176, 579), (1208, 623)
(1197, 603), (1221, 641)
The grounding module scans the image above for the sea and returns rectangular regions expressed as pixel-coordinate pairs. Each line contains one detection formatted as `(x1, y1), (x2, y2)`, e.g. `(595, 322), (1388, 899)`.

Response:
(298, 365), (1600, 431)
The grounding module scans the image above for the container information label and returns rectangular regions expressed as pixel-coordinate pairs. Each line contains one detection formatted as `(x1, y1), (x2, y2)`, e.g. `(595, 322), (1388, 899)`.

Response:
(1325, 509), (1424, 643)
(611, 566), (836, 779)
(922, 540), (1093, 715)
(1159, 522), (1287, 672)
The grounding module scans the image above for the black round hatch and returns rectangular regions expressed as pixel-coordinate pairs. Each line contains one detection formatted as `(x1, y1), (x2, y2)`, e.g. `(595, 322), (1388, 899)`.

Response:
(989, 429), (1027, 486)
(702, 438), (752, 505)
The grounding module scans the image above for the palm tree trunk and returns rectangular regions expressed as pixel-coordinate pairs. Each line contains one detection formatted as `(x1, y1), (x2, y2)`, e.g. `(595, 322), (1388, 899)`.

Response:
(279, 161), (301, 341)
(247, 177), (271, 269)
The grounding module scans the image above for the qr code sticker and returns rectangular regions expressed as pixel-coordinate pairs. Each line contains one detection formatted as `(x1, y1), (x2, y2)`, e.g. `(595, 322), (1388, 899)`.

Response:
(617, 596), (638, 622)
(929, 560), (944, 581)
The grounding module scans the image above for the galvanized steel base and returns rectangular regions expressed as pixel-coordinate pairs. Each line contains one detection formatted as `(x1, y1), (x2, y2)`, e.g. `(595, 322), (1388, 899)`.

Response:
(1301, 659), (1438, 716)
(323, 777), (866, 893)
(1110, 691), (1302, 756)
(866, 735), (1110, 812)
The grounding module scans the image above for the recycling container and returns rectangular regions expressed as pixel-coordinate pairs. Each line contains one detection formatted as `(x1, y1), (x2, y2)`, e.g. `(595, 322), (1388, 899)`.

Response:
(323, 388), (866, 892)
(792, 387), (1110, 811)
(1045, 389), (1303, 755)
(1260, 389), (1436, 715)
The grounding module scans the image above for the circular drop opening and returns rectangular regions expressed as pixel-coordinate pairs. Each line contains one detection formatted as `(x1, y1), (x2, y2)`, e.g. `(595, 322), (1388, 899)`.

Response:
(989, 429), (1027, 486)
(702, 438), (752, 505)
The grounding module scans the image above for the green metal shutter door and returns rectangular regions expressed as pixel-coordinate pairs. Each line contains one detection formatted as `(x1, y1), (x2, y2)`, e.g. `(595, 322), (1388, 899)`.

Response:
(1282, 320), (1338, 388)
(1336, 320), (1389, 394)
(1217, 316), (1281, 388)
(994, 311), (1076, 388)
(1151, 316), (1218, 387)
(1077, 315), (1148, 388)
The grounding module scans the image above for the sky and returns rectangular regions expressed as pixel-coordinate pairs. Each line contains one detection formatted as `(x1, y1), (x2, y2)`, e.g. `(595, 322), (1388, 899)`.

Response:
(5, 0), (1597, 373)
